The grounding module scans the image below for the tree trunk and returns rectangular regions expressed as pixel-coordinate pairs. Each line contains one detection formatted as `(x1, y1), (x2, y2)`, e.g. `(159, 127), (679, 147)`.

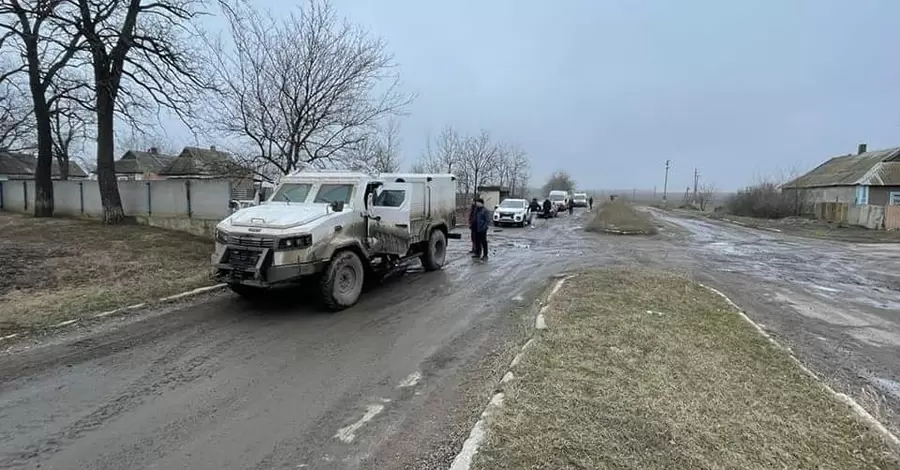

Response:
(95, 92), (124, 224)
(32, 102), (54, 217)
(56, 155), (69, 180)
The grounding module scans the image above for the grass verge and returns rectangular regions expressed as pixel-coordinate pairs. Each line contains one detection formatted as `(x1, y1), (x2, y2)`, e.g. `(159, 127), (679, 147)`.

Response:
(0, 213), (214, 335)
(586, 200), (658, 235)
(474, 269), (900, 470)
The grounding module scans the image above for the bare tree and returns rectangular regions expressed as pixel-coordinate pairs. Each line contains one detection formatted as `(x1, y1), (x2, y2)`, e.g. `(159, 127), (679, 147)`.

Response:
(541, 170), (575, 195)
(209, 0), (411, 180)
(116, 126), (180, 156)
(457, 130), (500, 196)
(697, 183), (716, 211)
(0, 79), (35, 151)
(0, 0), (85, 216)
(49, 97), (88, 180)
(53, 0), (213, 223)
(417, 125), (460, 173)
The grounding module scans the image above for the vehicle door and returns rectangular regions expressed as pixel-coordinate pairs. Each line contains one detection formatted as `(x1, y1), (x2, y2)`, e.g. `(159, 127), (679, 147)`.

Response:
(369, 182), (412, 256)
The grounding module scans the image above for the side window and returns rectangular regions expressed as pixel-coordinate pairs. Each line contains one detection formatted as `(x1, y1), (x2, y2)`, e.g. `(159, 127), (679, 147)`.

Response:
(374, 189), (406, 207)
(890, 192), (900, 205)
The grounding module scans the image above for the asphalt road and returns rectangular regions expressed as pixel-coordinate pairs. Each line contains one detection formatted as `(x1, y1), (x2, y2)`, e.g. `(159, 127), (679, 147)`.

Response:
(654, 211), (900, 436)
(4, 208), (898, 469)
(0, 210), (613, 470)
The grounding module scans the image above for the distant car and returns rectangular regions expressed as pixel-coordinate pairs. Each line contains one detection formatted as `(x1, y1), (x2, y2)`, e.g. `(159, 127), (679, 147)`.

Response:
(572, 193), (588, 207)
(493, 198), (533, 227)
(536, 200), (558, 218)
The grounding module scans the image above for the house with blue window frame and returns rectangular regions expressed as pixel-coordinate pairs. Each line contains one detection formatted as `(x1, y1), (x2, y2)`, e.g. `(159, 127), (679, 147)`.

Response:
(782, 143), (900, 208)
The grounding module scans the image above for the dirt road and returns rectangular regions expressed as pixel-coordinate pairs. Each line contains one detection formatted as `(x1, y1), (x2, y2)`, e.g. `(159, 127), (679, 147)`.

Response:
(654, 210), (900, 435)
(0, 211), (618, 470)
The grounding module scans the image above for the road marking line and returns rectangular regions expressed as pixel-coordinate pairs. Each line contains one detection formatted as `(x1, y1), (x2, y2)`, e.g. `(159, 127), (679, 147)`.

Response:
(334, 404), (384, 443)
(701, 284), (900, 451)
(501, 372), (514, 384)
(535, 314), (547, 330)
(397, 371), (421, 388)
(0, 333), (19, 342)
(52, 319), (77, 328)
(159, 284), (226, 302)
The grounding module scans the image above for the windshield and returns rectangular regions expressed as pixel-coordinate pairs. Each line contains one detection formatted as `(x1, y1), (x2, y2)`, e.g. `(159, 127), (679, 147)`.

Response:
(271, 183), (312, 203)
(550, 194), (565, 201)
(314, 184), (354, 204)
(499, 200), (525, 209)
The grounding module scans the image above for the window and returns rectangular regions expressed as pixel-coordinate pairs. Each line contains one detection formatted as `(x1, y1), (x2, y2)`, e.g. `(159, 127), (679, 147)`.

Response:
(314, 184), (354, 204)
(856, 185), (869, 205)
(374, 189), (406, 207)
(890, 192), (900, 205)
(271, 183), (312, 203)
(499, 200), (525, 209)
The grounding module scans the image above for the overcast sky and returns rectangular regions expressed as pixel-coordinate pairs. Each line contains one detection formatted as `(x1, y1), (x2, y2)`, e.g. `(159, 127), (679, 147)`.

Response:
(191, 0), (900, 191)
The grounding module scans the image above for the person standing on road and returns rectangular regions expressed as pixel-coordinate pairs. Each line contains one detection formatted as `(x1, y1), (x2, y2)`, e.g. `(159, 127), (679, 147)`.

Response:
(567, 197), (575, 215)
(588, 196), (594, 210)
(468, 198), (478, 254)
(472, 198), (490, 260)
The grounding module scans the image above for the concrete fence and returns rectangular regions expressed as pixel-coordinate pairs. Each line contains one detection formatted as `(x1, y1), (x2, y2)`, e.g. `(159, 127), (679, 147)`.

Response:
(0, 179), (232, 237)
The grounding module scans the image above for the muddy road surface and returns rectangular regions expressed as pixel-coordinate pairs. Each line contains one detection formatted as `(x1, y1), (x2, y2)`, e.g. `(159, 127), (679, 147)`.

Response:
(656, 211), (900, 435)
(0, 210), (618, 470)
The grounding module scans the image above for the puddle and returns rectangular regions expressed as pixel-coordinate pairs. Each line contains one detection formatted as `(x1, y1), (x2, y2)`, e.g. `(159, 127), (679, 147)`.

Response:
(869, 376), (900, 401)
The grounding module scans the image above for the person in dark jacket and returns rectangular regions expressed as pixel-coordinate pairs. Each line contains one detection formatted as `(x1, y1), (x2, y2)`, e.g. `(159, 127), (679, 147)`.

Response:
(471, 198), (490, 260)
(588, 196), (594, 210)
(567, 197), (575, 215)
(467, 199), (478, 254)
(542, 198), (552, 217)
(528, 197), (541, 213)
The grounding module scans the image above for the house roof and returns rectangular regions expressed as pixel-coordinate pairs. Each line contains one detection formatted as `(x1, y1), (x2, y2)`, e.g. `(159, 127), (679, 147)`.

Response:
(783, 147), (900, 188)
(0, 151), (88, 178)
(114, 149), (176, 174)
(159, 146), (248, 177)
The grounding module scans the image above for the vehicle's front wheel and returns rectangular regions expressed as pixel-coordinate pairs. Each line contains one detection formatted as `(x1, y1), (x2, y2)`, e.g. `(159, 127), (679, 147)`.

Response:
(228, 283), (266, 299)
(320, 250), (365, 311)
(421, 229), (447, 271)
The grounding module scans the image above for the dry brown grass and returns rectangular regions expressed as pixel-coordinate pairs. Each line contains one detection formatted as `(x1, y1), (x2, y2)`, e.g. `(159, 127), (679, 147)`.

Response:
(586, 200), (658, 235)
(0, 213), (214, 334)
(474, 269), (900, 470)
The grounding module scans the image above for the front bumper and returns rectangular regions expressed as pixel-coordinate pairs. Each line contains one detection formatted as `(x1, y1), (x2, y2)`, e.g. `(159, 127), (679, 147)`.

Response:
(493, 212), (526, 224)
(213, 245), (325, 287)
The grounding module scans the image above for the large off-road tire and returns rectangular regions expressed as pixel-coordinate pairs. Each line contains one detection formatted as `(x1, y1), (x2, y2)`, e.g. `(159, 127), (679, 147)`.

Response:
(228, 283), (266, 299)
(421, 229), (447, 271)
(320, 250), (365, 311)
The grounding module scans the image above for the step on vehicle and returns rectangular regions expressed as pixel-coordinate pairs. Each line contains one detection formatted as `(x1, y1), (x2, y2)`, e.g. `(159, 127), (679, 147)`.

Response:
(493, 198), (533, 227)
(213, 171), (461, 310)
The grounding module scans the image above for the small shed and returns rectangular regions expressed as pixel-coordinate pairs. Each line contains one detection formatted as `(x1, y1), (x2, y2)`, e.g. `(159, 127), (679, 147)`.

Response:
(477, 185), (510, 209)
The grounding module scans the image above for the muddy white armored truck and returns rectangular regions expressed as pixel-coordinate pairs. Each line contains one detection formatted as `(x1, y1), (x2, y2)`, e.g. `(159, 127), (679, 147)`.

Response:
(213, 172), (461, 310)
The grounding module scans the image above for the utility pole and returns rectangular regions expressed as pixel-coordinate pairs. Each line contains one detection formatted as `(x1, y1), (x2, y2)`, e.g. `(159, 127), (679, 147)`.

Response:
(692, 167), (700, 203)
(662, 159), (671, 205)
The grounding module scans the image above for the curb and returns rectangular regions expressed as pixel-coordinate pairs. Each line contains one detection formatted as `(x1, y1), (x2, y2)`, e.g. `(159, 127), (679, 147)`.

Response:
(448, 274), (574, 470)
(700, 284), (900, 451)
(0, 284), (227, 343)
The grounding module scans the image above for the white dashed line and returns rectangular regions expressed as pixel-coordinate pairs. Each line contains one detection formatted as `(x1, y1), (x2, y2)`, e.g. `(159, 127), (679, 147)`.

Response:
(52, 320), (77, 328)
(397, 371), (422, 388)
(334, 404), (385, 443)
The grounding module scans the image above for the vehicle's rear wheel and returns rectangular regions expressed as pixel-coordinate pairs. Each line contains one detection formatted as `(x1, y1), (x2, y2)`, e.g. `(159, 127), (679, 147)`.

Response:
(320, 250), (365, 311)
(422, 229), (447, 271)
(228, 283), (266, 299)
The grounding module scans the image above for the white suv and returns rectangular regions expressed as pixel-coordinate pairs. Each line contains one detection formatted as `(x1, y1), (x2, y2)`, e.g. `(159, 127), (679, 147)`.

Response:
(493, 198), (532, 227)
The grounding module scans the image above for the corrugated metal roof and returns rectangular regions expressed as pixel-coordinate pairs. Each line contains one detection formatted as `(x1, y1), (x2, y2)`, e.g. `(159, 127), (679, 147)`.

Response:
(0, 151), (88, 178)
(783, 147), (900, 188)
(114, 150), (176, 174)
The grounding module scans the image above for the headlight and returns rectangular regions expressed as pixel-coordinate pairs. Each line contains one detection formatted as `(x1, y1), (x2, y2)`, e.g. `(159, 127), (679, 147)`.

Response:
(278, 234), (312, 249)
(215, 228), (228, 244)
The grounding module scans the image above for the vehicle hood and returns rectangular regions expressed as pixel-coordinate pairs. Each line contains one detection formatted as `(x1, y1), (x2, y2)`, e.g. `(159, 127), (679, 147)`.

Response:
(496, 207), (527, 213)
(225, 202), (334, 230)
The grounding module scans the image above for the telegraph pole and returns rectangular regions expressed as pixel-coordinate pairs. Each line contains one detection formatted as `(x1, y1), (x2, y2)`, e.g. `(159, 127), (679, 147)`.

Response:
(692, 168), (700, 203)
(662, 160), (671, 205)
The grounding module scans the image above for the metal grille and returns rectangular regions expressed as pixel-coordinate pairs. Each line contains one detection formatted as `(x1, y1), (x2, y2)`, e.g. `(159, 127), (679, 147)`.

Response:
(226, 249), (261, 268)
(229, 234), (275, 249)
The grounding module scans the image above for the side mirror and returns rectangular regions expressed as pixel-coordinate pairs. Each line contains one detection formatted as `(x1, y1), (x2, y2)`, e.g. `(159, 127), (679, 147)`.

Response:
(494, 205), (499, 210)
(331, 200), (345, 212)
